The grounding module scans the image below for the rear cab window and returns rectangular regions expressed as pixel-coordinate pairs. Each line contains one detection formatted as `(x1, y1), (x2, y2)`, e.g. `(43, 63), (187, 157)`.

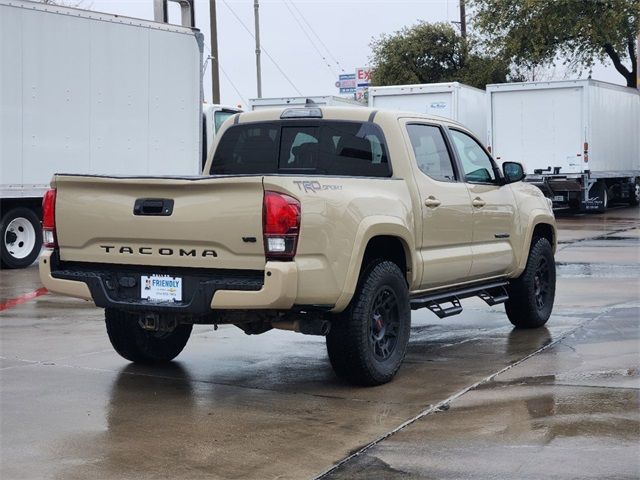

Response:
(211, 121), (391, 177)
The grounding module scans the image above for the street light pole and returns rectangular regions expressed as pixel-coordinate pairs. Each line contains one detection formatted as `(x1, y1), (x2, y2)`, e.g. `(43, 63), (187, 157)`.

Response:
(254, 0), (262, 98)
(209, 0), (221, 103)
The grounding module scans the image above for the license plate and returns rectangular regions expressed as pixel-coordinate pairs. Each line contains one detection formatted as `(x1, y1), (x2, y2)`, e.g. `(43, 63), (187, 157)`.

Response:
(141, 275), (182, 302)
(553, 195), (564, 202)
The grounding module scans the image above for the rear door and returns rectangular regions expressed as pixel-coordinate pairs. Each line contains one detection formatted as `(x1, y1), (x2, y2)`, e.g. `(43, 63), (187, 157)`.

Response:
(401, 121), (474, 289)
(448, 128), (517, 280)
(491, 87), (584, 174)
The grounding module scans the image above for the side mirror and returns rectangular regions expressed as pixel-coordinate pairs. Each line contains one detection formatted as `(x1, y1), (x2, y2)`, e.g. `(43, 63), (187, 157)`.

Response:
(502, 162), (525, 184)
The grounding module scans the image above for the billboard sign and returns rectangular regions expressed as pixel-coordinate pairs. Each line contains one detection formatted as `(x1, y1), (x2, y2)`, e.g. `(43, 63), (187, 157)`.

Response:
(338, 73), (356, 94)
(336, 68), (372, 101)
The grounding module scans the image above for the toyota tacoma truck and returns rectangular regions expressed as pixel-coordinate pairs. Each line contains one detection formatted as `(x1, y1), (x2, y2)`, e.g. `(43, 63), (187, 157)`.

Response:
(39, 106), (556, 386)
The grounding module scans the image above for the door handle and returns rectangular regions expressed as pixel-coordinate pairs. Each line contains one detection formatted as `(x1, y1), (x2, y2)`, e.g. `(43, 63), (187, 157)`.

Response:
(424, 196), (441, 208)
(133, 198), (174, 216)
(472, 197), (486, 208)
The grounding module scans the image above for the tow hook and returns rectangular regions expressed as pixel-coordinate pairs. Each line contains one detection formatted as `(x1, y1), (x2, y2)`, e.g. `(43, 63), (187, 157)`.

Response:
(139, 313), (178, 333)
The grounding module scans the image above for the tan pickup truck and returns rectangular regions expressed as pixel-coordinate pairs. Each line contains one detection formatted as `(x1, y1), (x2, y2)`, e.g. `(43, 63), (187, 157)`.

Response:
(40, 106), (556, 385)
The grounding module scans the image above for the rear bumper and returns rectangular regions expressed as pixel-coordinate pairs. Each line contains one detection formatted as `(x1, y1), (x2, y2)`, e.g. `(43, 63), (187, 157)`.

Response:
(39, 250), (298, 314)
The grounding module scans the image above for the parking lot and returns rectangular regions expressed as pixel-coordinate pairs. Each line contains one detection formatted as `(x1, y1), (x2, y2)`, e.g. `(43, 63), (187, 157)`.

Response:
(1, 207), (638, 480)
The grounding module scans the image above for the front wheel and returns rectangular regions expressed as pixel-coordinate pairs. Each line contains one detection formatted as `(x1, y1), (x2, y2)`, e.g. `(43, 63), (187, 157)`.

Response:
(505, 237), (556, 329)
(105, 309), (192, 363)
(326, 260), (411, 386)
(1, 207), (42, 269)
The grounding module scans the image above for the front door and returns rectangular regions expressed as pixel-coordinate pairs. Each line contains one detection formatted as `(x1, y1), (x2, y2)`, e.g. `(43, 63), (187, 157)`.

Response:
(448, 128), (517, 280)
(403, 121), (474, 290)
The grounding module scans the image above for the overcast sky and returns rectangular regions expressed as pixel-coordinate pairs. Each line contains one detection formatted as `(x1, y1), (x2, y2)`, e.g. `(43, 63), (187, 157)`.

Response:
(88, 0), (627, 108)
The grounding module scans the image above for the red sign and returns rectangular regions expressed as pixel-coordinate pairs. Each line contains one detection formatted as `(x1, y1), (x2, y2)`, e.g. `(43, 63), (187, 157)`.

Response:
(356, 68), (371, 82)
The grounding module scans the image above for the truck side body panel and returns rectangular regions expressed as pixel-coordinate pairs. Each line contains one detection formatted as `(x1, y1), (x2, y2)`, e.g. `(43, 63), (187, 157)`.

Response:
(487, 80), (640, 176)
(587, 82), (640, 173)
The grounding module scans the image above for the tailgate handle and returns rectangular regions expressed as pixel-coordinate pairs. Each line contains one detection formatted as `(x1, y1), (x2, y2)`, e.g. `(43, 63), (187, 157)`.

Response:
(133, 198), (174, 216)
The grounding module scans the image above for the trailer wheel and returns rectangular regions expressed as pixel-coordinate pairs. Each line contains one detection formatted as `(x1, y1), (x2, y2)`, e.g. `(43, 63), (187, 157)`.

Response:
(629, 179), (640, 206)
(1, 207), (42, 269)
(588, 181), (608, 213)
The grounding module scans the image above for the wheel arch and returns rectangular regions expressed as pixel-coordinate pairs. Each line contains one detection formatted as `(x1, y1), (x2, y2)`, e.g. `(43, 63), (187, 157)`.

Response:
(514, 214), (557, 276)
(331, 217), (418, 313)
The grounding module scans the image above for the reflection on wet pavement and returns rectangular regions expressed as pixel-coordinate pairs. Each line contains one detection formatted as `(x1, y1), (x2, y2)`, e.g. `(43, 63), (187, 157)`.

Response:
(325, 308), (640, 480)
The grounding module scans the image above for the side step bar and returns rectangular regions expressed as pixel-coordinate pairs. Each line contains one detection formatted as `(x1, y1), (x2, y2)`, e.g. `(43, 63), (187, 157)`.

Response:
(410, 281), (509, 319)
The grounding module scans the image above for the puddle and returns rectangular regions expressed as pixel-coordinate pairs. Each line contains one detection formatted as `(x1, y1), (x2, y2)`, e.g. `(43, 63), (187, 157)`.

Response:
(556, 263), (640, 278)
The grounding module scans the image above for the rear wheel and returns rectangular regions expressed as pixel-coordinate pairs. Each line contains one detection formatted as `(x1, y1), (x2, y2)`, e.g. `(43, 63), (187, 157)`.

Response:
(1, 207), (42, 269)
(629, 179), (640, 206)
(505, 237), (556, 329)
(326, 260), (411, 386)
(588, 181), (608, 213)
(105, 308), (192, 363)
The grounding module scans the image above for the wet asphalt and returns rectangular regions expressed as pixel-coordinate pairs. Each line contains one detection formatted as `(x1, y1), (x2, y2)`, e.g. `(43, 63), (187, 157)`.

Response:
(1, 207), (638, 480)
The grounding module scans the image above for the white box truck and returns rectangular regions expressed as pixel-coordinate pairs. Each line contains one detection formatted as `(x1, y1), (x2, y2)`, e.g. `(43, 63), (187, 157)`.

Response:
(368, 82), (486, 138)
(487, 79), (640, 212)
(249, 95), (363, 111)
(0, 0), (203, 268)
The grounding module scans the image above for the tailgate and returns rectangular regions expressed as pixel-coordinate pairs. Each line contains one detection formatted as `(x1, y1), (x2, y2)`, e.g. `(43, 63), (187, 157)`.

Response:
(54, 175), (266, 270)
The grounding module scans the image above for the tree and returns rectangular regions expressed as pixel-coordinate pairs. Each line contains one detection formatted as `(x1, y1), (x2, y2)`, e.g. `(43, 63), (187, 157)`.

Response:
(369, 22), (514, 89)
(470, 0), (640, 88)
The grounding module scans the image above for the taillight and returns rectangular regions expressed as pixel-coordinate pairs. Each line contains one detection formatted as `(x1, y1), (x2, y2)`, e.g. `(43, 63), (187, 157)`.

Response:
(583, 141), (589, 163)
(42, 189), (57, 248)
(263, 191), (300, 261)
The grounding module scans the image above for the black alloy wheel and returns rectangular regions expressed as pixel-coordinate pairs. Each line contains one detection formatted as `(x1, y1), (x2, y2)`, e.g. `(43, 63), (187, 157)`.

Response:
(370, 287), (400, 361)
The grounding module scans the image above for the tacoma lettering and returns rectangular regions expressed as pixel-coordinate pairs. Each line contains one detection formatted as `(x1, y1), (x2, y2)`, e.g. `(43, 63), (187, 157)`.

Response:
(99, 246), (217, 258)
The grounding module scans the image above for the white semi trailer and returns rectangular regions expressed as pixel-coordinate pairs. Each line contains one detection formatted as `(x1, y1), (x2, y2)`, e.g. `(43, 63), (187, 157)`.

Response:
(368, 82), (487, 139)
(0, 0), (203, 268)
(487, 80), (640, 212)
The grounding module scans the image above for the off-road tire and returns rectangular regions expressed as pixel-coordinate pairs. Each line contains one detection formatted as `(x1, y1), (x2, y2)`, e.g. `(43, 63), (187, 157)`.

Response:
(326, 260), (411, 386)
(105, 308), (192, 363)
(505, 237), (556, 329)
(1, 207), (42, 269)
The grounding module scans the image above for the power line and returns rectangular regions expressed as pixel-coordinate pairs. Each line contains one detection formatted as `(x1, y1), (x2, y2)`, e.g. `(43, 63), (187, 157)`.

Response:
(282, 0), (336, 78)
(220, 0), (303, 96)
(219, 62), (248, 106)
(288, 0), (345, 73)
(203, 43), (248, 106)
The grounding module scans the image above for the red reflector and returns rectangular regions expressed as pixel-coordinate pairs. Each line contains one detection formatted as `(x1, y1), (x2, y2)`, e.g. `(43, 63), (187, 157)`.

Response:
(42, 189), (57, 247)
(263, 191), (300, 235)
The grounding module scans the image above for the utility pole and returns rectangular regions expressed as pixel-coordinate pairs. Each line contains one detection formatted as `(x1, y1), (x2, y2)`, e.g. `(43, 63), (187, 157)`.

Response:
(459, 0), (467, 39)
(209, 0), (221, 103)
(254, 0), (262, 98)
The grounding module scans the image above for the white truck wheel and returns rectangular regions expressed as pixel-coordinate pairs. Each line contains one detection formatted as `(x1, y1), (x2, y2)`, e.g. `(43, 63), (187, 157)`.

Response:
(0, 208), (43, 269)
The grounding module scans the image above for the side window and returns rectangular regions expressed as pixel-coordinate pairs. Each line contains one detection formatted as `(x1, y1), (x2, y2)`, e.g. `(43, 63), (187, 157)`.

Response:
(449, 129), (496, 183)
(214, 111), (236, 133)
(406, 124), (456, 182)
